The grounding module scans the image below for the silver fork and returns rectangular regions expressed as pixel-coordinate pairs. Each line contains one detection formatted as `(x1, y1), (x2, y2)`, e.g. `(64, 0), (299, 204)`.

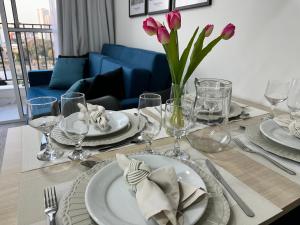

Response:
(232, 138), (296, 175)
(44, 187), (58, 225)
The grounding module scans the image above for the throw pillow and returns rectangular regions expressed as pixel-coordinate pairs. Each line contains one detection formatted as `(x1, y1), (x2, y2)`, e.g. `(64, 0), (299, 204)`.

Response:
(85, 68), (125, 100)
(49, 58), (87, 90)
(58, 54), (89, 77)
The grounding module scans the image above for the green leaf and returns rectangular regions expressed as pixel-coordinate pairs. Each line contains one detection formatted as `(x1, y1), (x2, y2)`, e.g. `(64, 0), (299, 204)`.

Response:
(166, 30), (180, 84)
(163, 44), (176, 82)
(177, 27), (199, 85)
(190, 28), (206, 63)
(183, 36), (222, 85)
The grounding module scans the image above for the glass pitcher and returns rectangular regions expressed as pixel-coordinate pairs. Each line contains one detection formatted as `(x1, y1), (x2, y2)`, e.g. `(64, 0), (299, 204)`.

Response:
(194, 78), (232, 124)
(189, 78), (232, 153)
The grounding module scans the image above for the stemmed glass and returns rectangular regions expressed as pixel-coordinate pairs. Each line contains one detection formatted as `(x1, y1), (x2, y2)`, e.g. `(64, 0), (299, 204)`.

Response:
(264, 80), (289, 118)
(27, 97), (64, 161)
(164, 98), (194, 160)
(60, 92), (90, 160)
(138, 93), (162, 153)
(288, 79), (300, 120)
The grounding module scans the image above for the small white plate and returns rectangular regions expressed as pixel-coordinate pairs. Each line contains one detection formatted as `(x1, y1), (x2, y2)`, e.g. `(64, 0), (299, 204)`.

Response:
(85, 155), (208, 225)
(260, 119), (300, 150)
(196, 102), (243, 121)
(87, 111), (129, 137)
(229, 102), (243, 118)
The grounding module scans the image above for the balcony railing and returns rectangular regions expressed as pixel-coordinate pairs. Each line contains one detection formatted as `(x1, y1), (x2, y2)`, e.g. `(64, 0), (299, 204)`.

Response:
(0, 23), (55, 83)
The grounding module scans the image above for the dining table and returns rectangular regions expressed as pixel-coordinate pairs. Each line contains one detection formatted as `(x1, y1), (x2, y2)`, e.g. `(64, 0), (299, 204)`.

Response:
(1, 97), (300, 225)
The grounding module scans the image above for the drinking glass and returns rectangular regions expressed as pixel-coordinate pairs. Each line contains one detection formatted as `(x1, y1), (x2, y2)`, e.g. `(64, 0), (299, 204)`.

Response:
(288, 79), (300, 120)
(264, 80), (289, 118)
(27, 97), (63, 161)
(164, 98), (194, 160)
(60, 92), (90, 160)
(138, 93), (162, 153)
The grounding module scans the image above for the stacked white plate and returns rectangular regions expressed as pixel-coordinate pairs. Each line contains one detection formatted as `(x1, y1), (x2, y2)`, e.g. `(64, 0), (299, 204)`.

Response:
(52, 112), (146, 147)
(260, 119), (300, 150)
(85, 155), (208, 225)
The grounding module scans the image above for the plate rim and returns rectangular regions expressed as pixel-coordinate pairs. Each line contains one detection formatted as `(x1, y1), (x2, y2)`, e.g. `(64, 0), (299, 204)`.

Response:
(259, 119), (300, 150)
(85, 154), (208, 225)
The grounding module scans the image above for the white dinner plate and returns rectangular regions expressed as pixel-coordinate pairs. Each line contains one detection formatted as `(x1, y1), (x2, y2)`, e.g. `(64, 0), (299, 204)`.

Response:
(61, 111), (129, 137)
(85, 155), (208, 225)
(87, 111), (129, 137)
(260, 119), (300, 150)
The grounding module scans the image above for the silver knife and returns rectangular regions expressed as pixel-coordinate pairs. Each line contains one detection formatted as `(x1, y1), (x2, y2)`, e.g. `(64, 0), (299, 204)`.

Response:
(205, 159), (255, 217)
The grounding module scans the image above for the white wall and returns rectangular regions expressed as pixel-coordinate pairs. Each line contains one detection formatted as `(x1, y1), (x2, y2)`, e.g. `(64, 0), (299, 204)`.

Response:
(114, 0), (300, 108)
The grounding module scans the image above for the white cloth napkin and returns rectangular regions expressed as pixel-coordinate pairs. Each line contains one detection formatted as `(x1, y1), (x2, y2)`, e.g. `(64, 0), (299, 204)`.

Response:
(116, 154), (206, 225)
(273, 114), (300, 138)
(86, 103), (110, 130)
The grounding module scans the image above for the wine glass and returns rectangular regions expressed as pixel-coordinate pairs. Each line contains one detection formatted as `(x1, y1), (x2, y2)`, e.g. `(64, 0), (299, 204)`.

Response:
(27, 97), (64, 161)
(264, 80), (289, 118)
(60, 92), (90, 160)
(288, 79), (300, 120)
(138, 93), (162, 153)
(164, 98), (194, 160)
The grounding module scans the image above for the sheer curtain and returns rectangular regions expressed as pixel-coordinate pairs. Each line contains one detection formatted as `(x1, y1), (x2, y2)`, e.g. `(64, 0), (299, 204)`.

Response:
(49, 0), (115, 56)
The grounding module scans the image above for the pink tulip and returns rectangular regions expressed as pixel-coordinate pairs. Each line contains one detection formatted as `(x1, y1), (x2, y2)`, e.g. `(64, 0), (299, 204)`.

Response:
(204, 24), (214, 37)
(166, 10), (181, 30)
(143, 17), (160, 36)
(221, 23), (235, 40)
(157, 25), (170, 44)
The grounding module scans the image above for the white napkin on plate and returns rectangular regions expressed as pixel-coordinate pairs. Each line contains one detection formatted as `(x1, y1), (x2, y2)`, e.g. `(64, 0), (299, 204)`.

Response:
(116, 154), (206, 225)
(273, 114), (300, 139)
(86, 103), (110, 130)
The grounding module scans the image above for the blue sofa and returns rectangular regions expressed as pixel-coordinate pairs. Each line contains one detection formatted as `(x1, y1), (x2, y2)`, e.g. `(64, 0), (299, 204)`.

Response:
(27, 44), (171, 109)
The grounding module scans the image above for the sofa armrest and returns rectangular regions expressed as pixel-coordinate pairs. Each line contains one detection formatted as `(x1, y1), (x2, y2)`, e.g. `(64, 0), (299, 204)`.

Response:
(28, 70), (53, 86)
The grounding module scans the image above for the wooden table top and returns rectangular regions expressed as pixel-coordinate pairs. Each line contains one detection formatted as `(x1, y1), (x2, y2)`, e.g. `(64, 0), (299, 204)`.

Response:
(1, 98), (300, 225)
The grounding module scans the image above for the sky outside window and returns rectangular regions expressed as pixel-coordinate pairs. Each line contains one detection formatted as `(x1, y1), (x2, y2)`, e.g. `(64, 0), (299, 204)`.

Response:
(4, 0), (50, 24)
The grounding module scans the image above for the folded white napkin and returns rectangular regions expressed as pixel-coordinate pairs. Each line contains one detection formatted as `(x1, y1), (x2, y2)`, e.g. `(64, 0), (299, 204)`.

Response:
(116, 154), (206, 225)
(273, 114), (300, 139)
(78, 103), (109, 130)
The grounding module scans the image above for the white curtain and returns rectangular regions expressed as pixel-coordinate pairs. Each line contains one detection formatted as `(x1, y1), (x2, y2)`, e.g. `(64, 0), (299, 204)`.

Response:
(50, 0), (115, 56)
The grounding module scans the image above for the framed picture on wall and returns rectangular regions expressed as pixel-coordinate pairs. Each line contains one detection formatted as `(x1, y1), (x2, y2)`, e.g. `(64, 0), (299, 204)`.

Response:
(148, 0), (171, 15)
(129, 0), (147, 17)
(173, 0), (211, 10)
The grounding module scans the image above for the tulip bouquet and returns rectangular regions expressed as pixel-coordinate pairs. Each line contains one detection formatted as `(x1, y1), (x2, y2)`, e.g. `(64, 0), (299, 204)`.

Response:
(143, 10), (235, 128)
(143, 10), (235, 102)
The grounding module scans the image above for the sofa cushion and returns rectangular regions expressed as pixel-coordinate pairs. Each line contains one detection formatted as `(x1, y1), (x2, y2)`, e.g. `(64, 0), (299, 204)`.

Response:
(101, 44), (171, 92)
(49, 58), (87, 90)
(58, 54), (89, 77)
(89, 52), (108, 77)
(27, 86), (66, 100)
(100, 58), (151, 99)
(28, 70), (53, 86)
(85, 68), (125, 100)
